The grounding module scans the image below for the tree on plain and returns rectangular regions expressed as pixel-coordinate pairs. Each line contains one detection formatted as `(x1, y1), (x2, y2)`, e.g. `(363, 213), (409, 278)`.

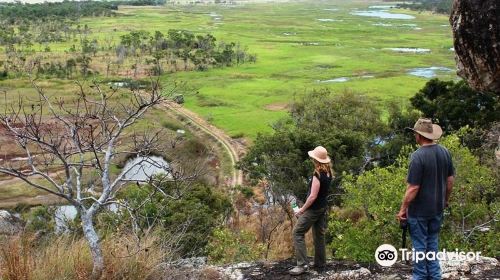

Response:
(0, 78), (178, 279)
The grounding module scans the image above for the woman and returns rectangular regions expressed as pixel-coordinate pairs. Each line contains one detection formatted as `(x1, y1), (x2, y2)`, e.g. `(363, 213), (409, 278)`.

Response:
(289, 146), (333, 276)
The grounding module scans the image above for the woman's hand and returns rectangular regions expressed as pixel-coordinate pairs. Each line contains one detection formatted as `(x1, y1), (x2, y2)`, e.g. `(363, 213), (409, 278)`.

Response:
(295, 207), (305, 217)
(298, 176), (319, 216)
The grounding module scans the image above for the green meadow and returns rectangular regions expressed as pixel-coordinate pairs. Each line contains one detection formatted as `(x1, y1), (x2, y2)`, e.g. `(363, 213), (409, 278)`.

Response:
(111, 1), (454, 139)
(6, 1), (457, 140)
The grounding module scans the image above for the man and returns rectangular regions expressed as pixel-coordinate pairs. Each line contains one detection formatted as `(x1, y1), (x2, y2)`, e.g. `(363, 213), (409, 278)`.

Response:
(397, 118), (455, 280)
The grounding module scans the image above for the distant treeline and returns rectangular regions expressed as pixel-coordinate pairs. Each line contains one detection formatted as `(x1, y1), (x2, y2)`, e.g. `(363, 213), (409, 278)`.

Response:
(0, 19), (81, 47)
(116, 29), (257, 75)
(1, 28), (256, 79)
(0, 0), (166, 23)
(396, 0), (452, 14)
(116, 0), (166, 6)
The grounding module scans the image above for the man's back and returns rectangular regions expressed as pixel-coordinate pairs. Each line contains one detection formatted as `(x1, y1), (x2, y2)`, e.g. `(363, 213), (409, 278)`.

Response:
(407, 144), (454, 217)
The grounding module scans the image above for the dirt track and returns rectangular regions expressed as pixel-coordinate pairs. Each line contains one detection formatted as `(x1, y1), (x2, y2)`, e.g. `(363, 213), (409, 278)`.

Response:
(161, 101), (244, 188)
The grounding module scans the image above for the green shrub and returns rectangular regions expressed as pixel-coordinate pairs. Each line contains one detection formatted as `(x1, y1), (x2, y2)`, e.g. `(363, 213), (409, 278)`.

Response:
(0, 70), (8, 80)
(230, 132), (245, 139)
(122, 182), (232, 257)
(196, 95), (229, 107)
(438, 130), (498, 256)
(182, 138), (208, 158)
(207, 227), (264, 264)
(161, 119), (182, 131)
(240, 186), (254, 198)
(329, 215), (386, 261)
(23, 206), (55, 233)
(328, 151), (409, 262)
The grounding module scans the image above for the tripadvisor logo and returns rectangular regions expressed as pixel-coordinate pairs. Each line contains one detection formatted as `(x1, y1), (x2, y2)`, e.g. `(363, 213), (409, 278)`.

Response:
(375, 244), (398, 267)
(374, 244), (483, 267)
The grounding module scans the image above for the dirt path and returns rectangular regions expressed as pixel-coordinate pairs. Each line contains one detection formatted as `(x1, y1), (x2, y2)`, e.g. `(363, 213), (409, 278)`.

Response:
(161, 102), (244, 187)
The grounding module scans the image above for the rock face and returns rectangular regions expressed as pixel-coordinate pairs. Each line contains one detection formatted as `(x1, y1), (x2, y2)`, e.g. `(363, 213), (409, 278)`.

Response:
(148, 257), (500, 280)
(441, 256), (499, 279)
(450, 0), (500, 93)
(0, 210), (23, 235)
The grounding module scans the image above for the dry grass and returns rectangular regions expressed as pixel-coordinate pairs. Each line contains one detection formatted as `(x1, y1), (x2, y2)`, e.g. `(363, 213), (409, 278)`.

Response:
(245, 215), (315, 261)
(333, 206), (366, 223)
(231, 183), (318, 261)
(0, 236), (32, 280)
(0, 233), (166, 280)
(232, 205), (314, 261)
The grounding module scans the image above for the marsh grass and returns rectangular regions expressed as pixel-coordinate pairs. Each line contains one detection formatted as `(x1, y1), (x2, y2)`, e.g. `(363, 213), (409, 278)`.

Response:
(0, 1), (455, 139)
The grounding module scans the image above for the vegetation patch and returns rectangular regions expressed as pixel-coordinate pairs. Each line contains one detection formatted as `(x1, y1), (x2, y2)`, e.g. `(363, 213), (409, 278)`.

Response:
(264, 102), (289, 111)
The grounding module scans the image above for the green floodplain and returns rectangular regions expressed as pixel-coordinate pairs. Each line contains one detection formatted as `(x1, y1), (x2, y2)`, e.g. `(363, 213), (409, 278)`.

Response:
(2, 0), (457, 140)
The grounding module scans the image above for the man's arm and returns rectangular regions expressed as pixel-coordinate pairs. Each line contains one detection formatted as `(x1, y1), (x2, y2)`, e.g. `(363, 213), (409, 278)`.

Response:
(445, 175), (454, 207)
(397, 184), (420, 221)
(296, 176), (319, 216)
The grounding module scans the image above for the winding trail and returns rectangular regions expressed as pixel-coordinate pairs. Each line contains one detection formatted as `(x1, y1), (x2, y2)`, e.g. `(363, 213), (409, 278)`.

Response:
(161, 102), (244, 188)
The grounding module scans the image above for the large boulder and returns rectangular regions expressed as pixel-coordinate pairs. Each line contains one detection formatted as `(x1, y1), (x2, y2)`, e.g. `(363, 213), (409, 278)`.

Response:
(441, 256), (499, 279)
(450, 0), (500, 93)
(0, 210), (23, 235)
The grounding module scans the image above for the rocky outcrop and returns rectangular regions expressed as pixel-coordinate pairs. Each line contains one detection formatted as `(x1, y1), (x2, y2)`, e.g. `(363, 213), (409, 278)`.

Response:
(441, 256), (499, 279)
(450, 0), (500, 93)
(148, 257), (500, 280)
(0, 210), (23, 235)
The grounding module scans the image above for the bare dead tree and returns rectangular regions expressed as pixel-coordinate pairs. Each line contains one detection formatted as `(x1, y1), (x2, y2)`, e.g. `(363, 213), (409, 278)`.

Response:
(0, 78), (178, 279)
(103, 54), (113, 78)
(256, 204), (286, 260)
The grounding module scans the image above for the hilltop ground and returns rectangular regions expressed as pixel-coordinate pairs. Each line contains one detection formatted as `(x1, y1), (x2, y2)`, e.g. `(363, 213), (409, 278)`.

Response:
(146, 257), (500, 279)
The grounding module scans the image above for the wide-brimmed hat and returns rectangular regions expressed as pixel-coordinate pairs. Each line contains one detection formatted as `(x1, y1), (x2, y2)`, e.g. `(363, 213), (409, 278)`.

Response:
(308, 146), (331, 163)
(406, 118), (443, 140)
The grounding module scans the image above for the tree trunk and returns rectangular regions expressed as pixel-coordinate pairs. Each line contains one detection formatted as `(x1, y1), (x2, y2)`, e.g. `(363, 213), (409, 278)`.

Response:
(450, 0), (500, 93)
(81, 211), (104, 279)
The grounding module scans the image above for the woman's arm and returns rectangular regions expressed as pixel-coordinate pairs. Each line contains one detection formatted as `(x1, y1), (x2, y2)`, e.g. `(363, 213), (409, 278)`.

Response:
(296, 175), (320, 216)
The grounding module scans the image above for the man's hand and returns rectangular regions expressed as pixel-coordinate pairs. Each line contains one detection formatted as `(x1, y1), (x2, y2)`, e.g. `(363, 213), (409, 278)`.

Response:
(396, 209), (407, 222)
(397, 184), (419, 222)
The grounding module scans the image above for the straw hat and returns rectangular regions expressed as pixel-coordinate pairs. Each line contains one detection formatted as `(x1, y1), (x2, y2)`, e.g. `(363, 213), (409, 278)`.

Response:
(308, 146), (331, 163)
(406, 118), (443, 140)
